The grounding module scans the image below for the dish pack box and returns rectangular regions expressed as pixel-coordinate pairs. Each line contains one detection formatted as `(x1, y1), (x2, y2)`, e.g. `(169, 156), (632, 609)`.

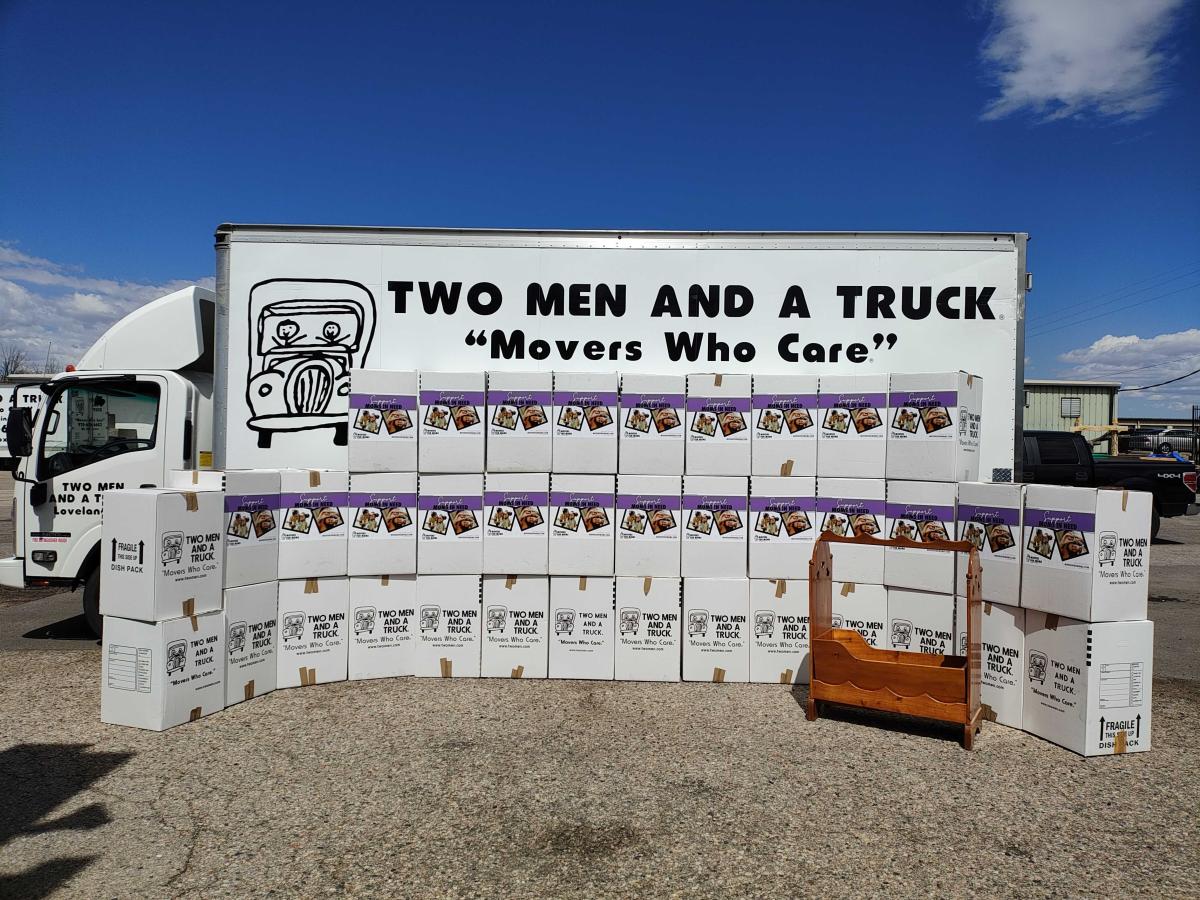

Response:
(348, 472), (417, 576)
(619, 373), (686, 474)
(418, 372), (485, 473)
(348, 575), (416, 680)
(748, 476), (817, 579)
(278, 469), (349, 579)
(956, 481), (1024, 604)
(223, 581), (277, 706)
(101, 610), (225, 730)
(681, 476), (749, 577)
(886, 371), (982, 482)
(277, 577), (349, 687)
(816, 478), (887, 584)
(884, 480), (957, 593)
(101, 489), (224, 622)
(683, 577), (750, 682)
(168, 469), (280, 589)
(348, 369), (418, 472)
(417, 474), (484, 574)
(411, 575), (482, 678)
(685, 373), (751, 475)
(549, 474), (615, 575)
(614, 576), (682, 682)
(748, 578), (809, 684)
(885, 588), (956, 655)
(549, 575), (615, 680)
(552, 372), (618, 473)
(615, 475), (682, 576)
(1023, 610), (1153, 756)
(480, 574), (549, 679)
(817, 374), (888, 478)
(832, 581), (887, 648)
(486, 371), (553, 472)
(483, 473), (550, 574)
(1022, 485), (1151, 622)
(751, 374), (818, 476)
(973, 601), (1025, 729)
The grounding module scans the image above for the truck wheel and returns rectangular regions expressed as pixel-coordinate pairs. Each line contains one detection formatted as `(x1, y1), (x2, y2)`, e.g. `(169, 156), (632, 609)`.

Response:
(82, 567), (103, 637)
(1151, 507), (1161, 541)
(257, 430), (272, 449)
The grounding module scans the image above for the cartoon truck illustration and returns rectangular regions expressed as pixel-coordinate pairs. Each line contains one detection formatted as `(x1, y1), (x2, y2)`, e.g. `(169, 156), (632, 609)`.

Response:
(282, 612), (305, 641)
(890, 618), (913, 650)
(688, 610), (709, 637)
(619, 608), (640, 635)
(228, 621), (248, 654)
(754, 611), (775, 639)
(831, 614), (844, 629)
(354, 606), (377, 635)
(165, 640), (187, 675)
(487, 606), (507, 633)
(420, 605), (440, 632)
(555, 609), (576, 636)
(160, 531), (184, 567)
(1098, 531), (1118, 567)
(1028, 651), (1048, 684)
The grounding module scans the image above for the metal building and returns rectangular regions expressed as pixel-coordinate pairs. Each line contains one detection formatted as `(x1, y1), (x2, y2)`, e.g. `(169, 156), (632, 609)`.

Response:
(1023, 379), (1120, 434)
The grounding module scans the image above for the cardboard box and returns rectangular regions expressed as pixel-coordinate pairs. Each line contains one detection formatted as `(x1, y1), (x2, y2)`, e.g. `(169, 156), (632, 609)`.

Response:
(619, 373), (686, 474)
(751, 374), (818, 476)
(100, 489), (224, 622)
(748, 476), (817, 579)
(685, 373), (751, 475)
(552, 372), (619, 473)
(480, 574), (549, 679)
(748, 578), (809, 684)
(884, 480), (957, 593)
(101, 610), (225, 730)
(483, 473), (550, 575)
(832, 581), (887, 648)
(957, 481), (1024, 604)
(276, 577), (349, 687)
(486, 371), (553, 472)
(549, 474), (615, 575)
(885, 588), (956, 655)
(418, 372), (485, 473)
(417, 474), (484, 574)
(886, 371), (982, 482)
(682, 577), (750, 682)
(1021, 485), (1151, 622)
(815, 478), (887, 584)
(973, 601), (1025, 729)
(681, 476), (749, 578)
(348, 472), (417, 576)
(817, 374), (888, 478)
(223, 581), (277, 707)
(1023, 610), (1153, 756)
(411, 575), (482, 678)
(278, 469), (349, 579)
(348, 369), (418, 472)
(615, 475), (682, 576)
(348, 575), (416, 680)
(548, 575), (615, 680)
(614, 576), (682, 682)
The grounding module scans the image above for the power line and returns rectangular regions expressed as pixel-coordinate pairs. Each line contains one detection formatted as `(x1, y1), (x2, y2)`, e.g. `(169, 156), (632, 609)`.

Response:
(1029, 262), (1200, 322)
(1027, 281), (1200, 338)
(1119, 366), (1200, 392)
(1082, 353), (1200, 381)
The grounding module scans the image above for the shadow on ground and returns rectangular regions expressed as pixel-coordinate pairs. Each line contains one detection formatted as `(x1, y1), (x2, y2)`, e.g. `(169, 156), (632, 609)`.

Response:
(22, 614), (97, 643)
(788, 683), (964, 745)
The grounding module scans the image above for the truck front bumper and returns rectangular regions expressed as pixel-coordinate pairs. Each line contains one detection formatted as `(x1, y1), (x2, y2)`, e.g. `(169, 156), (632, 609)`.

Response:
(0, 556), (25, 588)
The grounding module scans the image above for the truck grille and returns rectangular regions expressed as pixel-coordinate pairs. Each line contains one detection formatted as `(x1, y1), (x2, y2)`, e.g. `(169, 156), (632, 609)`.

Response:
(287, 361), (334, 414)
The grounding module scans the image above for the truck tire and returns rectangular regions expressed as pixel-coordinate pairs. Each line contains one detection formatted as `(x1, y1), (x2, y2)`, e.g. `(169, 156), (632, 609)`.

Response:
(1151, 507), (1161, 541)
(83, 567), (103, 637)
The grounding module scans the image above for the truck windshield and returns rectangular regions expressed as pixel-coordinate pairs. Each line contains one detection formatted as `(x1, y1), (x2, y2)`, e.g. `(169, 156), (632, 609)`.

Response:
(39, 381), (161, 478)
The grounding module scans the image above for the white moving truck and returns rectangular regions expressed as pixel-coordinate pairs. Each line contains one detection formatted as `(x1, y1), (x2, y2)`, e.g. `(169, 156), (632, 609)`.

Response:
(2, 226), (1030, 633)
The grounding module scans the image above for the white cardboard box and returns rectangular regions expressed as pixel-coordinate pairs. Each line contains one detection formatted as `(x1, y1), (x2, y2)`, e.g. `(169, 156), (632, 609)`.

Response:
(614, 576), (682, 682)
(749, 578), (809, 684)
(615, 475), (682, 576)
(681, 476), (749, 577)
(348, 472), (417, 576)
(101, 489), (224, 622)
(884, 480), (957, 593)
(748, 476), (817, 579)
(619, 373), (686, 474)
(418, 372), (486, 473)
(224, 582), (277, 706)
(1021, 485), (1151, 622)
(278, 469), (349, 578)
(552, 372), (619, 473)
(683, 577), (750, 682)
(483, 473), (550, 574)
(1023, 610), (1153, 756)
(549, 474), (615, 575)
(957, 481), (1024, 604)
(277, 577), (349, 687)
(885, 371), (982, 482)
(816, 478), (887, 584)
(412, 575), (482, 678)
(885, 588), (956, 655)
(101, 610), (225, 730)
(417, 474), (484, 574)
(480, 574), (549, 679)
(486, 371), (553, 472)
(348, 369), (418, 472)
(549, 575), (615, 680)
(832, 581), (887, 648)
(751, 374), (818, 477)
(817, 374), (888, 478)
(685, 373), (752, 475)
(974, 601), (1024, 729)
(348, 575), (416, 680)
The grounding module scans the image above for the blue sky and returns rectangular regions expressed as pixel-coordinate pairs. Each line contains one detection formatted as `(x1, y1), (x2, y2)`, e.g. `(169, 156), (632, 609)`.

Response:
(1, 0), (1197, 414)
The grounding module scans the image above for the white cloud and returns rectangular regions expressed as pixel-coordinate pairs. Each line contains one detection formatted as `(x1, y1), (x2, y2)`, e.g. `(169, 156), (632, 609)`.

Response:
(980, 0), (1185, 122)
(1058, 328), (1200, 412)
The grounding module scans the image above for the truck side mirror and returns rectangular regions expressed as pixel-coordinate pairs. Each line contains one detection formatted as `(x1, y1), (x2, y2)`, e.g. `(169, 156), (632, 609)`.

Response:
(29, 481), (48, 507)
(4, 406), (33, 459)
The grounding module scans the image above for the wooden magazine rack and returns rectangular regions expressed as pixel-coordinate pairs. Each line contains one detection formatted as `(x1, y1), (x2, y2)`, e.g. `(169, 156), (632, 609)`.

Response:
(807, 532), (983, 749)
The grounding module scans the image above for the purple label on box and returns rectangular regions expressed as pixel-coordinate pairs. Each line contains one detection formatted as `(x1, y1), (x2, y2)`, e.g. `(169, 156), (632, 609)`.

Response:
(224, 493), (277, 514)
(550, 492), (612, 508)
(1026, 508), (1096, 533)
(617, 494), (682, 511)
(418, 494), (484, 512)
(280, 492), (349, 510)
(958, 504), (1020, 527)
(489, 391), (553, 407)
(815, 497), (887, 516)
(350, 393), (415, 411)
(683, 494), (746, 511)
(686, 396), (752, 413)
(484, 491), (549, 507)
(752, 394), (818, 410)
(750, 496), (816, 513)
(552, 391), (618, 407)
(622, 393), (685, 410)
(419, 390), (486, 406)
(885, 503), (954, 523)
(349, 492), (416, 509)
(819, 393), (887, 410)
(889, 390), (958, 409)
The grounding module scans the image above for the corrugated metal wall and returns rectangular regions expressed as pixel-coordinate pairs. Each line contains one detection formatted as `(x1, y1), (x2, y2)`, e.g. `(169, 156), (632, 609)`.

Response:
(1023, 385), (1117, 432)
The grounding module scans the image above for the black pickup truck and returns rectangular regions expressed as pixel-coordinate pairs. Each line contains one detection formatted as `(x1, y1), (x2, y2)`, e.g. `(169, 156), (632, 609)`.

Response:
(1022, 431), (1198, 538)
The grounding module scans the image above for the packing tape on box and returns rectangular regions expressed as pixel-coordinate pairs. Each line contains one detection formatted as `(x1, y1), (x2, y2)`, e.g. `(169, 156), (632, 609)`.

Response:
(189, 615), (199, 632)
(305, 578), (319, 594)
(779, 669), (793, 684)
(840, 582), (855, 597)
(984, 602), (993, 615)
(713, 374), (722, 387)
(309, 470), (321, 487)
(182, 598), (195, 617)
(511, 665), (525, 679)
(578, 576), (587, 591)
(1121, 489), (1128, 512)
(191, 470), (200, 485)
(712, 667), (726, 683)
(182, 491), (199, 512)
(1114, 730), (1127, 754)
(244, 680), (255, 701)
(299, 666), (316, 686)
(189, 707), (202, 722)
(439, 657), (453, 678)
(505, 575), (517, 590)
(981, 703), (997, 722)
(967, 373), (975, 387)
(643, 577), (652, 596)
(779, 460), (794, 476)
(381, 575), (389, 586)
(774, 579), (787, 599)
(1045, 613), (1059, 631)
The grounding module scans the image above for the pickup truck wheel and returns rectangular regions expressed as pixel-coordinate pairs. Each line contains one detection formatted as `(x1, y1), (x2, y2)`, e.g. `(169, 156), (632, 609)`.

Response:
(82, 568), (102, 637)
(1151, 507), (1161, 541)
